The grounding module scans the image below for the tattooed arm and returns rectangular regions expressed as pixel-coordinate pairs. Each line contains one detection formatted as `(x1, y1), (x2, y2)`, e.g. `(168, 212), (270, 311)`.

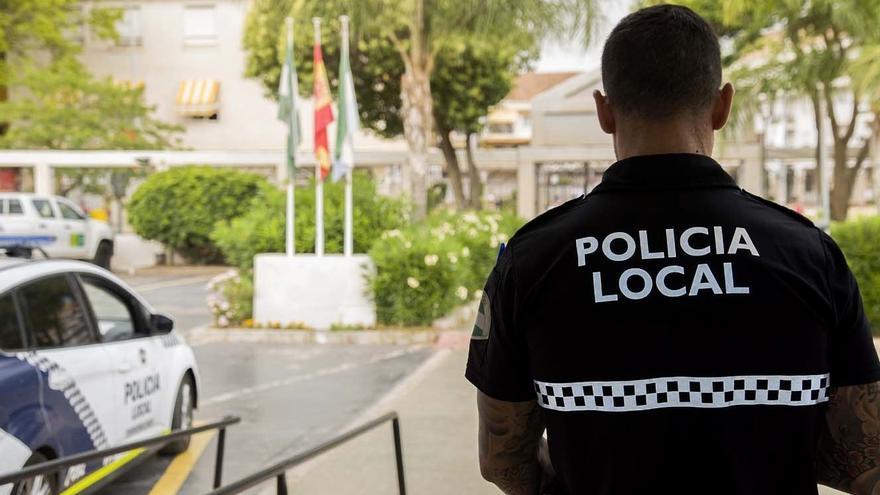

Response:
(817, 382), (880, 494)
(477, 391), (548, 495)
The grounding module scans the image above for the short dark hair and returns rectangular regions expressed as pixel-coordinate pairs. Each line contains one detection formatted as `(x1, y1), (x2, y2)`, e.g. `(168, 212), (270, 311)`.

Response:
(600, 4), (721, 119)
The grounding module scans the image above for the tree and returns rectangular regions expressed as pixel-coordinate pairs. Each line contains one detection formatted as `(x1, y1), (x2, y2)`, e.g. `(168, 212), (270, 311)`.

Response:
(1, 1), (181, 151)
(244, 0), (597, 219)
(667, 0), (880, 221)
(0, 0), (182, 208)
(0, 59), (182, 150)
(432, 39), (535, 209)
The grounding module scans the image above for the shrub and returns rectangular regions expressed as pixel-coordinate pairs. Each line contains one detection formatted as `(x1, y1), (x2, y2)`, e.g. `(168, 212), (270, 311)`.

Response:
(211, 171), (409, 270)
(128, 166), (268, 263)
(206, 270), (253, 328)
(831, 216), (880, 332)
(369, 209), (523, 326)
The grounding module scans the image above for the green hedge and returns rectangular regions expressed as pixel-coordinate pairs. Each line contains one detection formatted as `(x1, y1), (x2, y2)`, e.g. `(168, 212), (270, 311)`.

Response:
(369, 209), (523, 326)
(128, 166), (268, 263)
(831, 216), (880, 332)
(211, 172), (409, 270)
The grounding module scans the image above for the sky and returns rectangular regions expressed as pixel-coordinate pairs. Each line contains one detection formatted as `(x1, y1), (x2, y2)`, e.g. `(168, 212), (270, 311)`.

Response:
(535, 0), (635, 73)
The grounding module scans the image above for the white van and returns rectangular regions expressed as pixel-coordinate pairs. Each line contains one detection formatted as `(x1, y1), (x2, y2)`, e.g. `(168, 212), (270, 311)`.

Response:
(0, 194), (114, 268)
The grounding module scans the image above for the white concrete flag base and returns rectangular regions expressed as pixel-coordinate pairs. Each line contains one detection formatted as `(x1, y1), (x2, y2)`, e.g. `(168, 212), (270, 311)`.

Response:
(253, 254), (376, 330)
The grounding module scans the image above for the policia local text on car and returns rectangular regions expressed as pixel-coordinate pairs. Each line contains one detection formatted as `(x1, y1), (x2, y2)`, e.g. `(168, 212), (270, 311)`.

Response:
(467, 5), (880, 495)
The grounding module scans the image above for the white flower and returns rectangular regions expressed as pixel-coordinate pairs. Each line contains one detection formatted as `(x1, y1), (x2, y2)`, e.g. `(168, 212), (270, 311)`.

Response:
(456, 286), (468, 300)
(424, 254), (439, 266)
(217, 316), (229, 328)
(404, 241), (412, 249)
(219, 301), (230, 311)
(382, 229), (403, 240)
(447, 254), (458, 264)
(461, 247), (470, 257)
(407, 277), (420, 289)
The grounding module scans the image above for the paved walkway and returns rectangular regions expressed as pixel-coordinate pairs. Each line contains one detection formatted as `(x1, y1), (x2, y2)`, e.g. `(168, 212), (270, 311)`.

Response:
(284, 348), (499, 494)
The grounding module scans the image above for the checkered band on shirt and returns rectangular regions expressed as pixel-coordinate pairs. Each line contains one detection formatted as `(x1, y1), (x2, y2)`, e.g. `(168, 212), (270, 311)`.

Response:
(534, 374), (830, 413)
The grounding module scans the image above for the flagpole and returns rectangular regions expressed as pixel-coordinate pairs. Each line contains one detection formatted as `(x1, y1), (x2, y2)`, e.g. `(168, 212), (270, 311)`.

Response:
(341, 15), (354, 258)
(313, 17), (325, 257)
(285, 17), (296, 257)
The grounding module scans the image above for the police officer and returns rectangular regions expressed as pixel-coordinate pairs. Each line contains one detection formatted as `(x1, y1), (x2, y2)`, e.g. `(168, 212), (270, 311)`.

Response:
(466, 5), (880, 495)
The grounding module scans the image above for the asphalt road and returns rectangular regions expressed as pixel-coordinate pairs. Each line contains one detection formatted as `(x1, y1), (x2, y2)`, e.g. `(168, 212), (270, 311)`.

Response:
(103, 268), (432, 495)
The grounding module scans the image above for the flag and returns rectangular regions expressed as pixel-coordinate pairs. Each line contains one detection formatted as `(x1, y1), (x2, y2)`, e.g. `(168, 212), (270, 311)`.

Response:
(332, 29), (359, 182)
(277, 32), (301, 178)
(312, 38), (334, 181)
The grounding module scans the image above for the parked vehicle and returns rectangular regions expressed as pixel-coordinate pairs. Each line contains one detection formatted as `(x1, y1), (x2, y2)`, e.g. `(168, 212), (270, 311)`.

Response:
(0, 258), (200, 495)
(0, 194), (114, 268)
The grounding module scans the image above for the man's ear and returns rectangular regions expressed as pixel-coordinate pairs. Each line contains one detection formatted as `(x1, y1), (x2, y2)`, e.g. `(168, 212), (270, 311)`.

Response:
(712, 83), (735, 130)
(593, 90), (615, 134)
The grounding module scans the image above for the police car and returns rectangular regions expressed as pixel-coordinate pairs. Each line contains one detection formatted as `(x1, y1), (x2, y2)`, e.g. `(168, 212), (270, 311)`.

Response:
(0, 193), (114, 269)
(0, 256), (200, 495)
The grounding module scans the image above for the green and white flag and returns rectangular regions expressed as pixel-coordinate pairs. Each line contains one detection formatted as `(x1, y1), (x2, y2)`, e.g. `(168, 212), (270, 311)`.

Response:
(278, 33), (301, 178)
(332, 29), (359, 182)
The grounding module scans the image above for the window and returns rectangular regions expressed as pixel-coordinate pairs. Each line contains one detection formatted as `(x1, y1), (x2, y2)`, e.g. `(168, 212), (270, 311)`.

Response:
(58, 201), (85, 220)
(7, 199), (23, 215)
(116, 6), (143, 46)
(489, 123), (514, 134)
(0, 199), (23, 215)
(0, 294), (24, 350)
(183, 5), (217, 45)
(31, 199), (55, 219)
(20, 276), (93, 348)
(80, 279), (138, 342)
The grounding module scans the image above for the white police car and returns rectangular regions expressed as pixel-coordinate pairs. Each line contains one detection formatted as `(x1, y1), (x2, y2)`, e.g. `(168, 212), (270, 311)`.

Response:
(0, 193), (114, 269)
(0, 257), (200, 495)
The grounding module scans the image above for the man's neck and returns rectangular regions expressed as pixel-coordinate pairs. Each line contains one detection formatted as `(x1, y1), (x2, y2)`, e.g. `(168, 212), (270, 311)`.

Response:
(613, 120), (713, 160)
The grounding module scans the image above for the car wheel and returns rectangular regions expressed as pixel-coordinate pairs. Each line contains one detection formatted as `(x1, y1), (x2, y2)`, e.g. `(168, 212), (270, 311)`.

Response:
(160, 375), (195, 455)
(92, 241), (113, 270)
(12, 452), (56, 495)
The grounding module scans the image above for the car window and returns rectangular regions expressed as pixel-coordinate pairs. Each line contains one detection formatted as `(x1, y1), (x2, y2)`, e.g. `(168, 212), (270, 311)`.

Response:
(0, 199), (23, 216)
(7, 200), (23, 215)
(57, 201), (85, 220)
(31, 199), (55, 219)
(0, 294), (24, 351)
(20, 276), (94, 348)
(80, 279), (138, 342)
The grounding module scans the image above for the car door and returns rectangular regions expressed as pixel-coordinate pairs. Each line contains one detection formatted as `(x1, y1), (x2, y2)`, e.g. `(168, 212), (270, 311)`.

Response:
(0, 292), (39, 479)
(16, 274), (116, 458)
(28, 198), (70, 258)
(76, 274), (165, 442)
(54, 199), (90, 260)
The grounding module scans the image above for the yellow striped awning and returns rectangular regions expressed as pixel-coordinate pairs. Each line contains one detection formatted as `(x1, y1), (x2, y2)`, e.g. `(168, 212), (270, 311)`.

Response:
(175, 79), (220, 117)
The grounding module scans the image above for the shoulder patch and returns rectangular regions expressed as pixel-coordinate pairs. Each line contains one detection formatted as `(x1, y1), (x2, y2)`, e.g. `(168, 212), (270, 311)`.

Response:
(740, 190), (816, 227)
(471, 291), (492, 340)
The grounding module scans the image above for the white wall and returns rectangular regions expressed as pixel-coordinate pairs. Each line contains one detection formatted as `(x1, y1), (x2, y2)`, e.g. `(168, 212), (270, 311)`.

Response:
(81, 0), (286, 151)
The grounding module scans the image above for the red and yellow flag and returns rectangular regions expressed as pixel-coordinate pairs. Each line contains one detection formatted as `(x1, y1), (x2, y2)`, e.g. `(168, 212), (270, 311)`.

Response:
(313, 40), (334, 181)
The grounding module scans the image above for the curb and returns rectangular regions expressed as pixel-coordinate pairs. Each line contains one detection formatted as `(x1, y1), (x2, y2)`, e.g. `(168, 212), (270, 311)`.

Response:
(188, 326), (446, 347)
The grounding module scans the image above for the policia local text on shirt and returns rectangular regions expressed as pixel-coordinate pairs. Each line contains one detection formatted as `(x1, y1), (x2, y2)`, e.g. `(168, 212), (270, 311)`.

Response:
(466, 5), (880, 495)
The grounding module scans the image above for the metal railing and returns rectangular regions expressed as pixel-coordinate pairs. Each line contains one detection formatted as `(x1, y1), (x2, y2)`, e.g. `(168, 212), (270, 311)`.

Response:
(0, 415), (241, 491)
(206, 412), (405, 495)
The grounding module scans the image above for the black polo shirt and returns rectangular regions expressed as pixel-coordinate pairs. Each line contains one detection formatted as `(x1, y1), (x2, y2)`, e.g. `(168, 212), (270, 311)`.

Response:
(466, 153), (880, 494)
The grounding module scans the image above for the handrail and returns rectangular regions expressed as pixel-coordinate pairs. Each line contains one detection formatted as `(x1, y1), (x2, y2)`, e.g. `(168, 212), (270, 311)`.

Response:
(205, 411), (405, 495)
(0, 415), (241, 489)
